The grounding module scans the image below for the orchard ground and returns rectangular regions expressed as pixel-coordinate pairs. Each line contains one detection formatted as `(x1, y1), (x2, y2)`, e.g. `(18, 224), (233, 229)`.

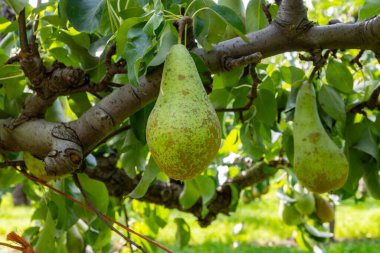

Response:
(0, 185), (379, 253)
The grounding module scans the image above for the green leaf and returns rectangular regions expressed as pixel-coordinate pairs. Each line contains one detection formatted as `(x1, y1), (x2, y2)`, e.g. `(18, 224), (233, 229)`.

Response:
(0, 17), (13, 34)
(77, 173), (109, 214)
(194, 175), (216, 217)
(0, 168), (24, 188)
(193, 11), (226, 51)
(179, 180), (200, 209)
(0, 65), (25, 99)
(363, 162), (380, 199)
(60, 0), (106, 33)
(120, 130), (149, 177)
(326, 59), (353, 93)
(208, 5), (248, 42)
(49, 47), (79, 67)
(34, 210), (57, 253)
(318, 85), (346, 122)
(342, 148), (366, 196)
(148, 23), (178, 67)
(130, 102), (155, 144)
(4, 0), (29, 14)
(359, 0), (380, 20)
(240, 123), (265, 160)
(143, 11), (164, 36)
(128, 157), (160, 198)
(254, 88), (277, 126)
(89, 35), (112, 57)
(125, 27), (154, 85)
(68, 93), (92, 117)
(246, 0), (269, 32)
(48, 190), (77, 230)
(280, 66), (306, 84)
(116, 13), (152, 57)
(23, 151), (46, 178)
(45, 98), (67, 122)
(353, 128), (379, 161)
(174, 218), (191, 248)
(228, 184), (240, 212)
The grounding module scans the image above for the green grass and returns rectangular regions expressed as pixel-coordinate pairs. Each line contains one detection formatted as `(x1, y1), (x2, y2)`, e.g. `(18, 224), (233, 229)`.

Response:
(0, 189), (379, 253)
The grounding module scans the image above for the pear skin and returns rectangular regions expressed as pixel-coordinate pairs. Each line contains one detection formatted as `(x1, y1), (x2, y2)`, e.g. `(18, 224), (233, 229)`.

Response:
(293, 82), (348, 193)
(279, 202), (303, 226)
(146, 44), (221, 180)
(314, 194), (335, 223)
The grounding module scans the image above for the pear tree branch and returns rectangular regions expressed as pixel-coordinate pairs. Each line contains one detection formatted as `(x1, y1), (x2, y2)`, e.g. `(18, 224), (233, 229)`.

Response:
(83, 154), (286, 227)
(2, 1), (380, 181)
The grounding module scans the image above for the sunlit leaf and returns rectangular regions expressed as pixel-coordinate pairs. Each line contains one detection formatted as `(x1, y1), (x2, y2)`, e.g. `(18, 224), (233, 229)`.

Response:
(359, 0), (380, 20)
(129, 157), (160, 198)
(179, 180), (200, 209)
(4, 0), (29, 13)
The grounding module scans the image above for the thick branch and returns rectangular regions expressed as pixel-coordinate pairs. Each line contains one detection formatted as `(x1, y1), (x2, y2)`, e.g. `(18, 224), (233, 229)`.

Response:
(193, 16), (380, 73)
(84, 156), (281, 227)
(3, 9), (380, 178)
(70, 68), (162, 153)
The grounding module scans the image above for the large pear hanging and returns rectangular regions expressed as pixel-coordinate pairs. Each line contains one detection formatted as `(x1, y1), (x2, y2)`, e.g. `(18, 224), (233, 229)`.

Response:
(146, 44), (221, 180)
(293, 82), (348, 193)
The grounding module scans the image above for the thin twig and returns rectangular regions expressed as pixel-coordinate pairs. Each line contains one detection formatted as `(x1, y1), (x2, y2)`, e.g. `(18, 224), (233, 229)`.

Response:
(0, 160), (25, 169)
(30, 0), (42, 50)
(5, 55), (19, 64)
(72, 174), (147, 253)
(12, 167), (174, 253)
(123, 205), (134, 253)
(262, 3), (272, 23)
(216, 63), (261, 115)
(18, 9), (29, 52)
(349, 50), (365, 68)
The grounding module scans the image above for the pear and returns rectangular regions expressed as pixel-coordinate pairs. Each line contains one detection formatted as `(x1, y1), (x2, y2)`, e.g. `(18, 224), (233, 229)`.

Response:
(279, 202), (302, 226)
(314, 194), (335, 223)
(294, 192), (315, 215)
(293, 82), (348, 193)
(146, 44), (221, 180)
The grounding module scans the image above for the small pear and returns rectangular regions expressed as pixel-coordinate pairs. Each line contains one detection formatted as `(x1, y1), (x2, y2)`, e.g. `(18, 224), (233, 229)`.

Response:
(314, 194), (335, 223)
(293, 82), (348, 193)
(146, 44), (221, 180)
(279, 202), (302, 226)
(294, 192), (315, 215)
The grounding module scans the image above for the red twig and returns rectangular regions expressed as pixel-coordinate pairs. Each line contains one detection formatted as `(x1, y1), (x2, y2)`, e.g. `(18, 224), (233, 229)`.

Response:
(13, 167), (174, 253)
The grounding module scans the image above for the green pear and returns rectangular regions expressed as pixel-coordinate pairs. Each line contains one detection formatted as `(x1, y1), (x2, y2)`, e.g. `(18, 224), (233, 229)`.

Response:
(314, 194), (335, 223)
(294, 192), (315, 215)
(146, 44), (221, 180)
(293, 82), (348, 193)
(279, 202), (302, 226)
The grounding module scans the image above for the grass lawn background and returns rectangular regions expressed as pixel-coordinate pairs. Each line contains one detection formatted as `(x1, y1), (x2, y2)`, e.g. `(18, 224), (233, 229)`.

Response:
(0, 187), (379, 252)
